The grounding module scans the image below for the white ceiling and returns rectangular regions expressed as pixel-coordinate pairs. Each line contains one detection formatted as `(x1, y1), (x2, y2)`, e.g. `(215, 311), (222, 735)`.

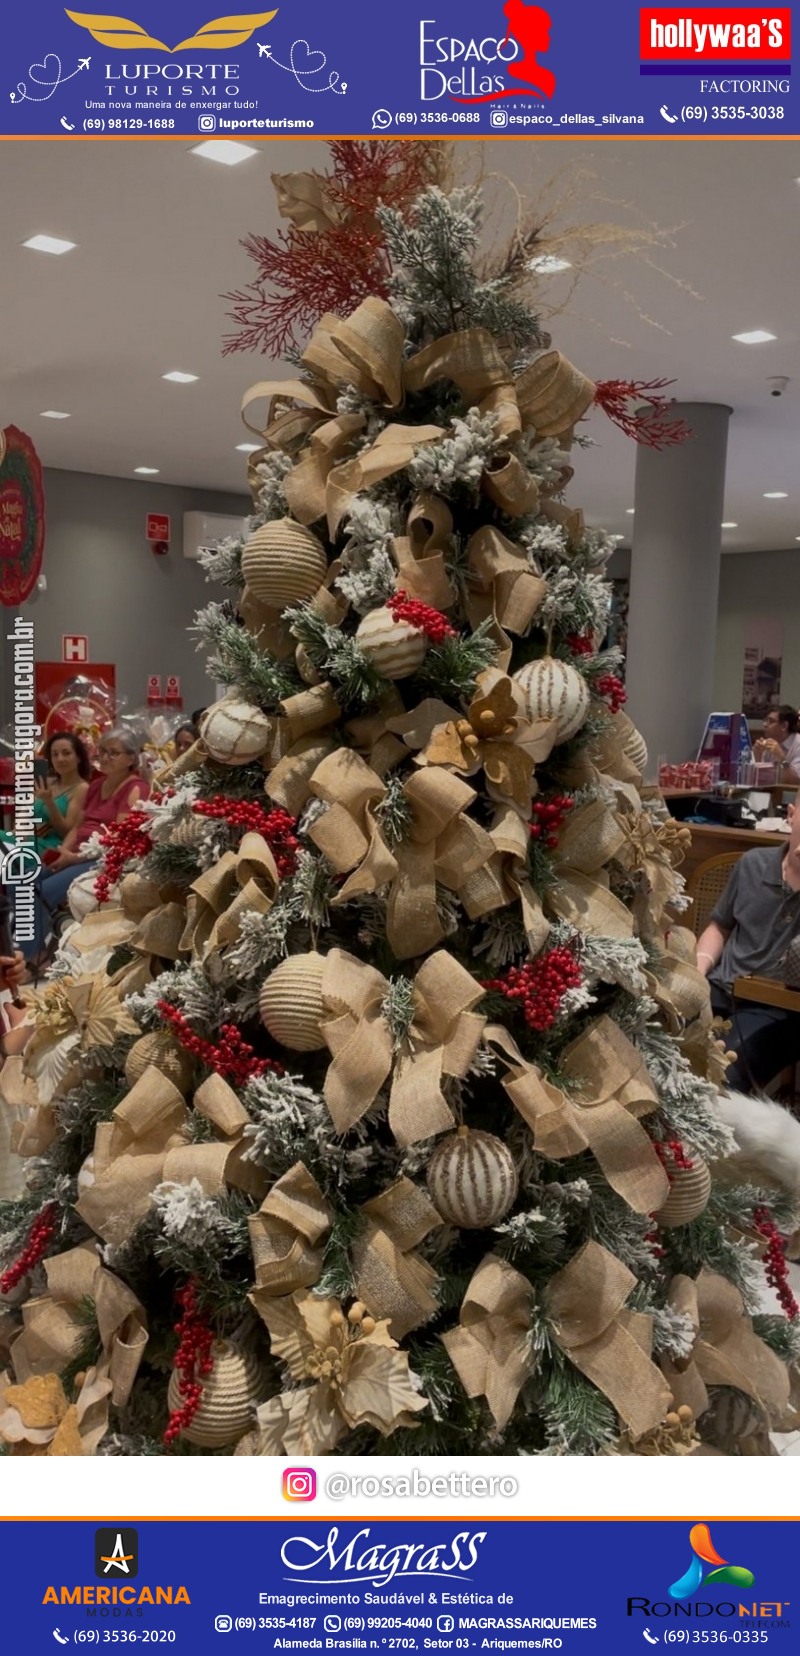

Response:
(2, 138), (800, 551)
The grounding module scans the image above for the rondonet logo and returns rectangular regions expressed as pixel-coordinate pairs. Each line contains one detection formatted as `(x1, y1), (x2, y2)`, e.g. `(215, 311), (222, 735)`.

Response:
(626, 1523), (792, 1622)
(281, 1527), (487, 1588)
(640, 8), (791, 61)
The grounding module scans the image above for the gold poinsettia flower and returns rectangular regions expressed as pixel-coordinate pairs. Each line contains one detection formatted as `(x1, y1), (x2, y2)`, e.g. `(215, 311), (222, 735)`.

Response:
(251, 1294), (428, 1455)
(421, 668), (557, 812)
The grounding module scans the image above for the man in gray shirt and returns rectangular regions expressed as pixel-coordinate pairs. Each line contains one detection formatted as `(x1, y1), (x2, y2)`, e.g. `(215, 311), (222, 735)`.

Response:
(695, 806), (800, 1091)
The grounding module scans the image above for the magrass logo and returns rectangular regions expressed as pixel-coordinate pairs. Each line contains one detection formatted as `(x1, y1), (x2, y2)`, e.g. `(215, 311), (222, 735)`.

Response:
(669, 1523), (754, 1601)
(95, 1529), (138, 1580)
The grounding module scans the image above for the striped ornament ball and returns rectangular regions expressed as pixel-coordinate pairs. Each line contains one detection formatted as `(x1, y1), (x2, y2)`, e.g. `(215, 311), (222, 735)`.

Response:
(513, 656), (590, 743)
(426, 1127), (518, 1229)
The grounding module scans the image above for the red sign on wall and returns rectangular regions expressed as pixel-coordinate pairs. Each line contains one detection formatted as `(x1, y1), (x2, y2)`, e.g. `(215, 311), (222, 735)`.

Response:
(146, 513), (170, 543)
(0, 426), (45, 606)
(62, 634), (88, 664)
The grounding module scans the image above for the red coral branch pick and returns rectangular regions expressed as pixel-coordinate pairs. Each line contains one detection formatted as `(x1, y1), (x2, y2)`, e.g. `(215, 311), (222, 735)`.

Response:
(594, 379), (692, 450)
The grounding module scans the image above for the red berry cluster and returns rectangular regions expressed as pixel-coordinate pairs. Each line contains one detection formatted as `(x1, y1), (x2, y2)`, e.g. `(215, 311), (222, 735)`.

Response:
(653, 1139), (694, 1180)
(594, 673), (628, 714)
(192, 798), (299, 878)
(94, 811), (153, 903)
(387, 591), (455, 644)
(529, 793), (574, 849)
(482, 947), (583, 1033)
(754, 1206), (799, 1320)
(163, 1279), (215, 1447)
(565, 632), (594, 658)
(157, 999), (283, 1087)
(643, 1222), (666, 1260)
(0, 1203), (57, 1295)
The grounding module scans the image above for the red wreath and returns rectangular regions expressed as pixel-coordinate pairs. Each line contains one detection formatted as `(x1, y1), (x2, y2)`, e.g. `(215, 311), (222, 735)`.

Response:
(0, 426), (45, 606)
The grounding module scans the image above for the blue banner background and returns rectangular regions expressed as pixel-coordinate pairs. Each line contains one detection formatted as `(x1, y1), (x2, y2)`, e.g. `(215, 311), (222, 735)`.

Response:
(2, 1), (797, 138)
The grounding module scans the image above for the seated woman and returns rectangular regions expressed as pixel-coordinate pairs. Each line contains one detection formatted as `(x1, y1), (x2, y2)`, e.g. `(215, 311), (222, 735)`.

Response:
(173, 721), (198, 758)
(24, 727), (149, 964)
(0, 732), (91, 857)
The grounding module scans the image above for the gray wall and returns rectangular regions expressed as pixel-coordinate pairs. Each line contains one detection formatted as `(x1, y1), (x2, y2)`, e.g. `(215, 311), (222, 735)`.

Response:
(714, 549), (800, 714)
(3, 468), (251, 727)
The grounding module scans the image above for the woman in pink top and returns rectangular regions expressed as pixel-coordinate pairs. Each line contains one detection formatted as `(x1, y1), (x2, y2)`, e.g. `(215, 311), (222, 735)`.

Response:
(24, 727), (149, 964)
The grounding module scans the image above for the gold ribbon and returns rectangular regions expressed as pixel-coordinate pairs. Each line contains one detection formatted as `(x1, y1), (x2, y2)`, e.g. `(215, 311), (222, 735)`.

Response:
(249, 1166), (441, 1342)
(243, 303), (595, 539)
(441, 1255), (533, 1431)
(391, 493), (455, 611)
(662, 1271), (795, 1432)
(614, 810), (686, 939)
(307, 748), (497, 961)
(181, 831), (280, 962)
(466, 526), (548, 649)
(320, 947), (486, 1145)
(485, 1016), (668, 1214)
(547, 1240), (673, 1439)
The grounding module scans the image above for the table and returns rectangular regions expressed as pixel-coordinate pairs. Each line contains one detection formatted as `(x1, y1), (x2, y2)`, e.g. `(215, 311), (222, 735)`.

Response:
(678, 823), (787, 886)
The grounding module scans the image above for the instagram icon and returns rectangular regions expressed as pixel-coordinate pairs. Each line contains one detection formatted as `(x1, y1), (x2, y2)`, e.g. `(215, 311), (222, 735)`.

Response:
(283, 1467), (317, 1501)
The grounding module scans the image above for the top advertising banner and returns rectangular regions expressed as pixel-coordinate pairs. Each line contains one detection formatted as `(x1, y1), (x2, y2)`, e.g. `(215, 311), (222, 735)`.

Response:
(1, 1), (797, 139)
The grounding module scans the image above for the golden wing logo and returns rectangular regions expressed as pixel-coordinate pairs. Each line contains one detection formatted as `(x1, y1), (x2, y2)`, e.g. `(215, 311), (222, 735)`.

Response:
(64, 9), (278, 52)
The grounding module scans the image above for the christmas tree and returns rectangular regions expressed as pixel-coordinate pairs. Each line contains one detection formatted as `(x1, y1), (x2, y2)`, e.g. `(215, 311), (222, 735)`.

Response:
(2, 153), (799, 1459)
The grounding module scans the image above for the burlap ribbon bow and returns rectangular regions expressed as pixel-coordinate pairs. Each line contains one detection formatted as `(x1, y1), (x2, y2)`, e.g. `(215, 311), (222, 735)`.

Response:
(441, 1255), (534, 1431)
(547, 1240), (673, 1439)
(662, 1271), (796, 1431)
(181, 830), (281, 961)
(307, 747), (498, 960)
(249, 1163), (441, 1341)
(242, 298), (597, 538)
(8, 1242), (147, 1412)
(320, 947), (486, 1145)
(391, 492), (455, 611)
(484, 1015), (669, 1215)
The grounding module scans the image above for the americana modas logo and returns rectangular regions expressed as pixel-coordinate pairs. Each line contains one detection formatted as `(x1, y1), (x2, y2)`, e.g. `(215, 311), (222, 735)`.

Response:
(95, 1529), (138, 1580)
(65, 8), (277, 52)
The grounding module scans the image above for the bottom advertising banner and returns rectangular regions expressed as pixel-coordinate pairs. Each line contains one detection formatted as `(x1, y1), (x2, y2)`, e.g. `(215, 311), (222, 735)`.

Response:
(1, 1519), (795, 1654)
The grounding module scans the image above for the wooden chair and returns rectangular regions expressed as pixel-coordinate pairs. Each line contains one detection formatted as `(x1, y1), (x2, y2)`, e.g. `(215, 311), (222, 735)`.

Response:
(684, 852), (741, 937)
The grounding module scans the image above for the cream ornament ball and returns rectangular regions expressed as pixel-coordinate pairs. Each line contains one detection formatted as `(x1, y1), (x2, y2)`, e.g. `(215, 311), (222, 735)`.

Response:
(654, 1154), (712, 1228)
(259, 951), (328, 1052)
(67, 870), (103, 922)
(200, 699), (272, 766)
(124, 1030), (194, 1094)
(355, 606), (428, 680)
(167, 1339), (269, 1448)
(623, 724), (649, 777)
(513, 657), (590, 743)
(241, 518), (328, 611)
(427, 1126), (519, 1229)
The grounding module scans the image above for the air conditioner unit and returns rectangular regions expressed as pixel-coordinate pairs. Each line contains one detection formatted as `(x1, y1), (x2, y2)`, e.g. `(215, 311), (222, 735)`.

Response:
(183, 510), (248, 561)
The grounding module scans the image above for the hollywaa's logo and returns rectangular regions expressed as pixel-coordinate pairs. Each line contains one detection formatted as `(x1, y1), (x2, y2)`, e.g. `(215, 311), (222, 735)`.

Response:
(65, 8), (277, 52)
(421, 1), (556, 105)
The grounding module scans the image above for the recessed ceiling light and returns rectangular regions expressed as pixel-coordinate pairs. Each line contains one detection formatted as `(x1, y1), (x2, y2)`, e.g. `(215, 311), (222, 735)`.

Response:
(528, 254), (572, 274)
(721, 521), (738, 528)
(191, 139), (258, 166)
(611, 534), (626, 541)
(22, 233), (76, 255)
(732, 329), (777, 344)
(625, 508), (635, 515)
(236, 442), (261, 453)
(764, 491), (788, 499)
(162, 370), (199, 384)
(40, 409), (70, 419)
(134, 466), (160, 475)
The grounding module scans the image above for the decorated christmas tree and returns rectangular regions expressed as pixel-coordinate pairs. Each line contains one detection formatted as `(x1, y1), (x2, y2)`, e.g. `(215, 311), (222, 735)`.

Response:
(2, 151), (799, 1458)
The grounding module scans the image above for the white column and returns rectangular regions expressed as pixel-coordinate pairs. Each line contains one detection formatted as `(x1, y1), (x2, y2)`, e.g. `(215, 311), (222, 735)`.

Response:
(625, 403), (731, 764)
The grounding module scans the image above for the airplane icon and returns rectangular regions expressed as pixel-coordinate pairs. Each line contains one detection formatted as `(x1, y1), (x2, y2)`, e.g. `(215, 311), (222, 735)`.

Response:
(258, 42), (272, 56)
(78, 57), (91, 69)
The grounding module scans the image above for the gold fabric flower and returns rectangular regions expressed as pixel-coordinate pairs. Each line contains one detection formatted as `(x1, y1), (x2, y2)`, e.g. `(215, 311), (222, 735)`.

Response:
(421, 668), (556, 812)
(252, 1294), (427, 1454)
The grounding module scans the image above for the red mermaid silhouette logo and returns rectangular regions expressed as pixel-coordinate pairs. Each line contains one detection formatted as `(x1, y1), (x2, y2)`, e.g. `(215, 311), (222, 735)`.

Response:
(452, 0), (556, 105)
(502, 0), (556, 99)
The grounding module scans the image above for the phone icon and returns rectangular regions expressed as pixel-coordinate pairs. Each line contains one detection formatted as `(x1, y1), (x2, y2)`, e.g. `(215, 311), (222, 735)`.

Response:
(60, 116), (76, 131)
(643, 1632), (660, 1646)
(53, 1631), (70, 1645)
(659, 104), (678, 124)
